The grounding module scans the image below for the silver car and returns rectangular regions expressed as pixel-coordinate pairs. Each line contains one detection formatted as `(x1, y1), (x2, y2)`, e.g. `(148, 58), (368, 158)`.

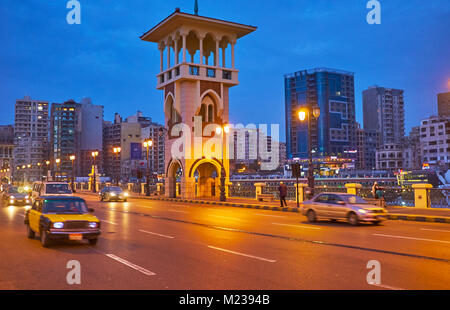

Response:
(301, 193), (387, 225)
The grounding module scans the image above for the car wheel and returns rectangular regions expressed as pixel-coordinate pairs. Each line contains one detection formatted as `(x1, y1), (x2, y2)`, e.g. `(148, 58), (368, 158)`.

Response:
(40, 230), (51, 247)
(123, 199), (127, 202)
(347, 212), (359, 226)
(373, 221), (381, 225)
(27, 224), (35, 239)
(88, 238), (98, 245)
(307, 210), (316, 222)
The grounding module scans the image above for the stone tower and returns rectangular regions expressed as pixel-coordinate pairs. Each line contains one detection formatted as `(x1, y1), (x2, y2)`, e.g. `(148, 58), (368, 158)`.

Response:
(140, 9), (256, 198)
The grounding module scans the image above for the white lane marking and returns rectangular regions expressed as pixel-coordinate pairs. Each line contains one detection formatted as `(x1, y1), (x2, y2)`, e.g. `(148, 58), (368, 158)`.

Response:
(255, 213), (286, 218)
(99, 219), (118, 225)
(420, 228), (450, 233)
(138, 229), (174, 239)
(373, 233), (450, 244)
(370, 283), (404, 290)
(210, 214), (241, 221)
(105, 254), (155, 276)
(208, 245), (276, 263)
(272, 222), (321, 230)
(167, 209), (188, 213)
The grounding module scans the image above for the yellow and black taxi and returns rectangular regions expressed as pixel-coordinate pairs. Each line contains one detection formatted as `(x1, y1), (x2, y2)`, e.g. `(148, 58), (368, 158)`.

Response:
(24, 196), (101, 247)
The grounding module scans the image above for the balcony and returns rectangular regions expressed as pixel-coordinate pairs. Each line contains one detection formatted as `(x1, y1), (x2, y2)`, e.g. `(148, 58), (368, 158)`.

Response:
(156, 63), (239, 89)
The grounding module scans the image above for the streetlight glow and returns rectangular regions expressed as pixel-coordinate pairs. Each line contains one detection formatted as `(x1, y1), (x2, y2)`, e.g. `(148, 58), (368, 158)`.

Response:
(298, 110), (307, 121)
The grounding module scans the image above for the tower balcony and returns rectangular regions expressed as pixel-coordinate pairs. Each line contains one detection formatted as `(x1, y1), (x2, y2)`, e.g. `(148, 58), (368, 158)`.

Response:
(156, 62), (239, 89)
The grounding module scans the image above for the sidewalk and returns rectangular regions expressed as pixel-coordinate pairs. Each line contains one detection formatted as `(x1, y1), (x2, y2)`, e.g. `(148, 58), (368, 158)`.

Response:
(78, 190), (450, 224)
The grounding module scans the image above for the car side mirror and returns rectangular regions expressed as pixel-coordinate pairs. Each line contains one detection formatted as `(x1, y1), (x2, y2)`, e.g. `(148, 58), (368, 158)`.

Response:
(88, 208), (95, 213)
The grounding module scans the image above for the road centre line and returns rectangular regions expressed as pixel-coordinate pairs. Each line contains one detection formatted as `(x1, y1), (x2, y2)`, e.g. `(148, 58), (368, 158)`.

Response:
(210, 214), (242, 221)
(420, 228), (450, 233)
(207, 245), (276, 263)
(100, 219), (118, 225)
(167, 209), (188, 213)
(255, 213), (286, 218)
(272, 223), (321, 230)
(105, 254), (156, 276)
(373, 233), (450, 244)
(138, 229), (174, 239)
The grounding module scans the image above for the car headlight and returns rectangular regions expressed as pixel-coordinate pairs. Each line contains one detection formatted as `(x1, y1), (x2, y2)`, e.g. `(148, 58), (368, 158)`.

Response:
(25, 195), (29, 199)
(124, 192), (129, 197)
(53, 222), (64, 229)
(24, 186), (30, 191)
(110, 193), (116, 197)
(10, 196), (15, 199)
(88, 222), (98, 228)
(358, 209), (368, 214)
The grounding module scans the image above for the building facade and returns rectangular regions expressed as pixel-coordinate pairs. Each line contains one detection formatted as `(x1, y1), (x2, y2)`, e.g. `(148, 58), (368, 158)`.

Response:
(419, 115), (450, 169)
(438, 92), (450, 117)
(13, 96), (49, 182)
(375, 143), (404, 171)
(285, 68), (356, 159)
(363, 86), (405, 146)
(0, 125), (14, 181)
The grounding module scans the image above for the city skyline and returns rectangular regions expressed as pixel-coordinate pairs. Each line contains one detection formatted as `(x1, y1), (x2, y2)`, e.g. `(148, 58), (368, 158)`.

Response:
(1, 0), (449, 140)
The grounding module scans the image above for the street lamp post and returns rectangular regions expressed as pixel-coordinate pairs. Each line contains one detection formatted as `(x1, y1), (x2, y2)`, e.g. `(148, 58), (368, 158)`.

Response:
(45, 160), (50, 181)
(55, 159), (60, 181)
(215, 124), (229, 202)
(298, 105), (321, 198)
(143, 140), (153, 196)
(70, 155), (76, 192)
(91, 151), (99, 193)
(113, 147), (121, 186)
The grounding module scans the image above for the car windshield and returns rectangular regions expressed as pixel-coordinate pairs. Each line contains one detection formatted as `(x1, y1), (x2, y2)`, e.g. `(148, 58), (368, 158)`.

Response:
(9, 187), (20, 194)
(340, 194), (369, 204)
(46, 184), (72, 194)
(42, 200), (88, 214)
(108, 187), (122, 192)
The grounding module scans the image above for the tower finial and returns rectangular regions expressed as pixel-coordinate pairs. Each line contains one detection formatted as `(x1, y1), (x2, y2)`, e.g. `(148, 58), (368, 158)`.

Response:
(194, 0), (199, 15)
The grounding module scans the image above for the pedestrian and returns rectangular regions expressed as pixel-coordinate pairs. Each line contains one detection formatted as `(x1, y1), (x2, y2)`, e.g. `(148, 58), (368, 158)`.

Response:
(371, 182), (380, 199)
(278, 182), (288, 207)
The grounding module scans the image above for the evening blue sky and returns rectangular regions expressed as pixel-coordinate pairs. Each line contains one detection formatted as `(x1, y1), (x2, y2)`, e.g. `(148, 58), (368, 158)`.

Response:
(0, 0), (449, 141)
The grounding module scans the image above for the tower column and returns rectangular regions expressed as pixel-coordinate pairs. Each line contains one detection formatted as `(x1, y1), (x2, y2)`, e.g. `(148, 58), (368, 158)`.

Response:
(199, 36), (204, 65)
(167, 44), (171, 69)
(182, 34), (187, 63)
(231, 42), (235, 69)
(222, 47), (226, 68)
(159, 43), (164, 72)
(175, 40), (179, 65)
(215, 39), (219, 67)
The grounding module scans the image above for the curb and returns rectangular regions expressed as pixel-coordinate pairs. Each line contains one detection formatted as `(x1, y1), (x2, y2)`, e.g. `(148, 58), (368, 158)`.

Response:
(78, 191), (450, 224)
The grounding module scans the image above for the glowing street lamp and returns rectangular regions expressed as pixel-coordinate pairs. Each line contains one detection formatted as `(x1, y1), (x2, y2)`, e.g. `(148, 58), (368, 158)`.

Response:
(113, 147), (121, 185)
(91, 151), (99, 193)
(298, 104), (321, 198)
(70, 155), (76, 192)
(143, 139), (153, 196)
(215, 124), (230, 201)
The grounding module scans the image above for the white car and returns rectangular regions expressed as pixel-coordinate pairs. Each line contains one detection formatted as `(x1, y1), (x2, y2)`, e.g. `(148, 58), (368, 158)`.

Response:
(32, 182), (73, 201)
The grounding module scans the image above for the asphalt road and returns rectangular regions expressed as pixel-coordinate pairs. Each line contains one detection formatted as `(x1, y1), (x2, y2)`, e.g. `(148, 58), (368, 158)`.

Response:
(0, 192), (449, 290)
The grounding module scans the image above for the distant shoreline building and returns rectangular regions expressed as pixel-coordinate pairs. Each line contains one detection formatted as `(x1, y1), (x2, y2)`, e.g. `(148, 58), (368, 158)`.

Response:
(437, 92), (450, 117)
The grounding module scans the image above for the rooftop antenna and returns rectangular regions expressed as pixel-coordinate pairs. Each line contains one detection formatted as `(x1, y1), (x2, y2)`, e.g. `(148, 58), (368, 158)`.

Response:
(194, 0), (199, 15)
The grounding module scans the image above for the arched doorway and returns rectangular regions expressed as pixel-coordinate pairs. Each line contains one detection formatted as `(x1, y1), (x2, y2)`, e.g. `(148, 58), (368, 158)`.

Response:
(191, 159), (223, 198)
(167, 160), (182, 198)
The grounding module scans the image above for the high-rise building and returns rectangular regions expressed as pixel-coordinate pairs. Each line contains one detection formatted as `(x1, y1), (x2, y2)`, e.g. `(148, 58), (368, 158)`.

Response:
(13, 96), (49, 182)
(0, 125), (14, 181)
(419, 115), (450, 169)
(79, 98), (104, 177)
(438, 92), (450, 117)
(363, 86), (405, 146)
(402, 126), (421, 170)
(50, 100), (82, 179)
(141, 122), (165, 175)
(285, 68), (356, 159)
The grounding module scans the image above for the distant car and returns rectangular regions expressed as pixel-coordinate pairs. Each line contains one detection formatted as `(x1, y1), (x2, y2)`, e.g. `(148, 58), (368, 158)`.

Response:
(31, 182), (73, 202)
(2, 186), (31, 206)
(301, 193), (387, 225)
(99, 186), (128, 202)
(24, 196), (101, 247)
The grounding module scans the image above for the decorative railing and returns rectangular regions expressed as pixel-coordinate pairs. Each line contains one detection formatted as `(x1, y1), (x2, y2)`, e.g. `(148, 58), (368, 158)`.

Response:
(229, 184), (256, 198)
(428, 188), (450, 208)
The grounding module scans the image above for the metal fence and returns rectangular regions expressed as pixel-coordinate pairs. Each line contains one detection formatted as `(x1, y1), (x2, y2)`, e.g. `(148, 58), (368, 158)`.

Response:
(428, 188), (450, 208)
(229, 184), (256, 198)
(359, 187), (415, 207)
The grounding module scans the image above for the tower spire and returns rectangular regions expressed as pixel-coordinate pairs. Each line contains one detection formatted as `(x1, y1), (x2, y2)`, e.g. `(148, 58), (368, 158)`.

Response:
(194, 0), (198, 15)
